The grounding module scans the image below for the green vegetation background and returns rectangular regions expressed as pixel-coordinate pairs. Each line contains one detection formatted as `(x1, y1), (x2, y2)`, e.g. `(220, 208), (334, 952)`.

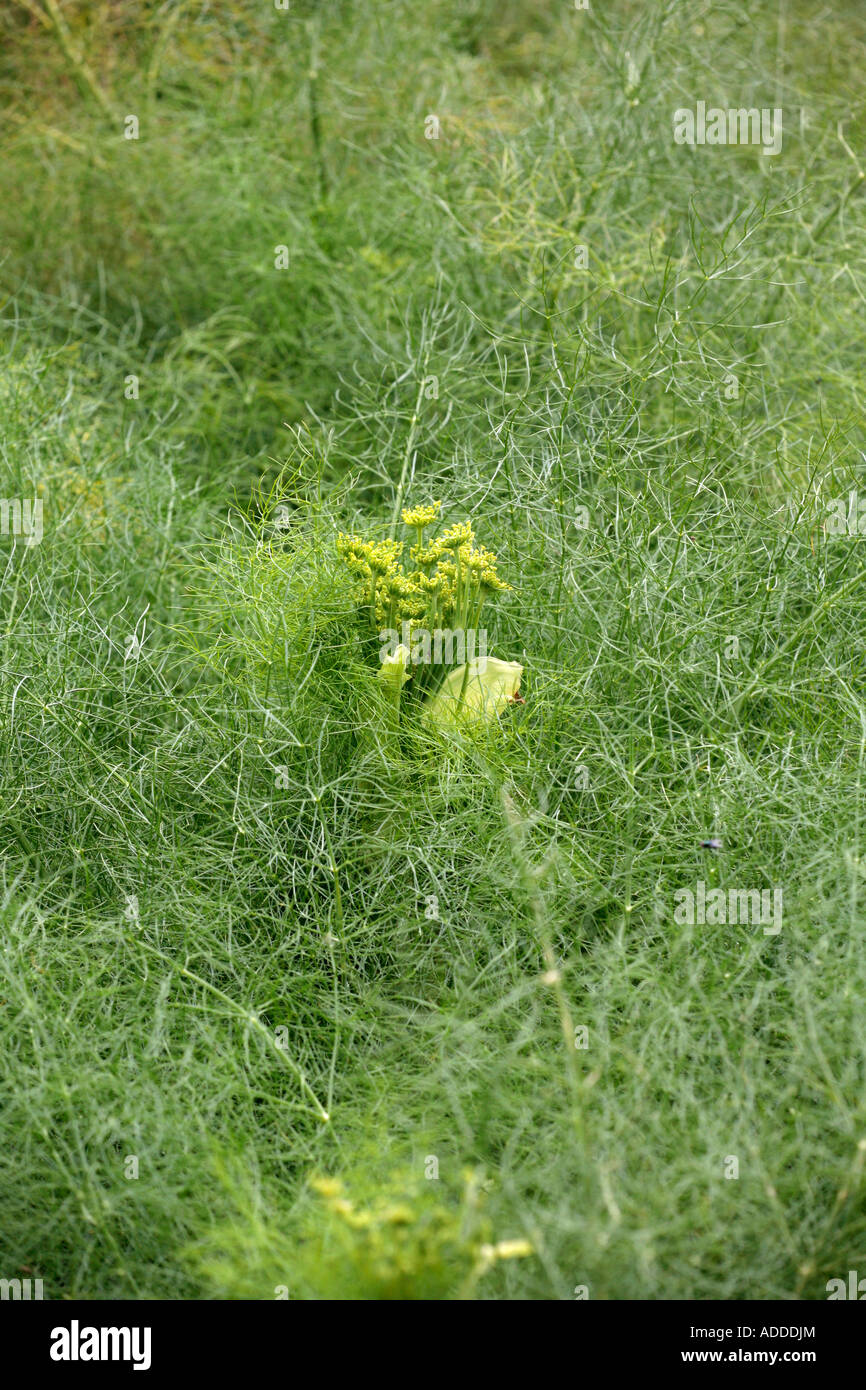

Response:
(1, 0), (865, 1298)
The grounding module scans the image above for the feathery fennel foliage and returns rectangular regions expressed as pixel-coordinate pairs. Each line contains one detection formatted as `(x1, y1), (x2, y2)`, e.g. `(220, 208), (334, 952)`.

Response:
(0, 0), (865, 1300)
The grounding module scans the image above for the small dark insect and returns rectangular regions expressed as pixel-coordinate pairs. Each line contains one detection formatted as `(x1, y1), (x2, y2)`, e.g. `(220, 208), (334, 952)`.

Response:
(700, 838), (723, 850)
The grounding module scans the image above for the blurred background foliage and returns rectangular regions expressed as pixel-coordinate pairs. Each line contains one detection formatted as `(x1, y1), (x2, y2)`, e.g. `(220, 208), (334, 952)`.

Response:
(2, 0), (866, 1300)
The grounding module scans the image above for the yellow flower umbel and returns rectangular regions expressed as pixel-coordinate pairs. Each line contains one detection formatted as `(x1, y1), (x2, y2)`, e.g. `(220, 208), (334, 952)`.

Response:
(337, 533), (405, 629)
(305, 1168), (533, 1300)
(401, 500), (441, 532)
(338, 504), (513, 642)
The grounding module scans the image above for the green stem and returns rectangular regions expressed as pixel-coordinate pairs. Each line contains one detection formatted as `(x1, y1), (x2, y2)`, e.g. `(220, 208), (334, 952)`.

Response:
(39, 0), (115, 119)
(306, 18), (329, 199)
(389, 370), (427, 538)
(130, 938), (330, 1122)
